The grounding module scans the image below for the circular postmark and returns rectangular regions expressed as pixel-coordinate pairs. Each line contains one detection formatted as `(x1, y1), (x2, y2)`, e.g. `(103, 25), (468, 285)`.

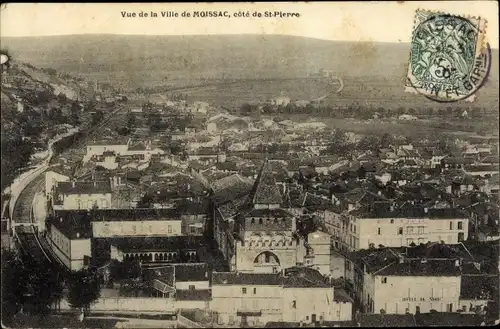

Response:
(407, 13), (491, 102)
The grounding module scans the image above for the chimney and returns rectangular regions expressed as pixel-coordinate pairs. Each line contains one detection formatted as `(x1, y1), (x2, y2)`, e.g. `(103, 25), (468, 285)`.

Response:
(398, 254), (404, 264)
(378, 191), (382, 196)
(424, 207), (428, 214)
(72, 181), (76, 188)
(93, 181), (96, 187)
(455, 259), (460, 267)
(76, 232), (80, 238)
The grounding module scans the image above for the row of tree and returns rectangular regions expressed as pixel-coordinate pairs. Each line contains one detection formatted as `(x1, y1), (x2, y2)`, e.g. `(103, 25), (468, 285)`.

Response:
(1, 250), (101, 325)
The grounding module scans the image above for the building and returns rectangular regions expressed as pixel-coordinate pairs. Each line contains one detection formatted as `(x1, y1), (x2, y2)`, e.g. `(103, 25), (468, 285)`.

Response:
(90, 208), (183, 238)
(45, 165), (73, 200)
(350, 244), (495, 315)
(212, 160), (306, 273)
(305, 230), (332, 276)
(109, 236), (204, 264)
(52, 181), (112, 211)
(48, 211), (92, 271)
(211, 267), (351, 326)
(345, 203), (469, 250)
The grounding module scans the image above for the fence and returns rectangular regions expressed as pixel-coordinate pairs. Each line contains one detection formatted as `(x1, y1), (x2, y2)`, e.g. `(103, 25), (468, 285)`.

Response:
(60, 297), (177, 312)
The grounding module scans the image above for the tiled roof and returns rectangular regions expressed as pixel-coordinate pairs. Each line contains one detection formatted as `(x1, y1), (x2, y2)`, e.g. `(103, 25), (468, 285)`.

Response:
(249, 159), (284, 205)
(176, 289), (211, 301)
(56, 180), (112, 195)
(375, 259), (461, 276)
(51, 210), (93, 239)
(415, 313), (484, 326)
(212, 272), (282, 286)
(358, 314), (416, 327)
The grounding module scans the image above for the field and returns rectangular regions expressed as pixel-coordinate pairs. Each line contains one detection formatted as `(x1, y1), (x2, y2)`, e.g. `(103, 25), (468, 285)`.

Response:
(270, 114), (499, 138)
(2, 35), (499, 110)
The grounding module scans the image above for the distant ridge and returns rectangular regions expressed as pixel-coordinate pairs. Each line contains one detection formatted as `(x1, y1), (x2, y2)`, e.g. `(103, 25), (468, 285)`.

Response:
(2, 34), (498, 108)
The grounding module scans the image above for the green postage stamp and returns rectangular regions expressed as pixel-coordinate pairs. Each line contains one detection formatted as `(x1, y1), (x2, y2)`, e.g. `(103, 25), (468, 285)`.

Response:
(405, 10), (491, 102)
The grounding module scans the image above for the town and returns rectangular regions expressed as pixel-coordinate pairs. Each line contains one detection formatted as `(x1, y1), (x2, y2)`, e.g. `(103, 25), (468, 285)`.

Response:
(1, 41), (499, 329)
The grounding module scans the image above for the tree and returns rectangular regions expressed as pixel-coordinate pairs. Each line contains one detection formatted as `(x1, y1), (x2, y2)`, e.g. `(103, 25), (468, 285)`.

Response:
(126, 112), (136, 129)
(28, 260), (64, 316)
(91, 109), (104, 125)
(1, 250), (27, 324)
(67, 269), (101, 317)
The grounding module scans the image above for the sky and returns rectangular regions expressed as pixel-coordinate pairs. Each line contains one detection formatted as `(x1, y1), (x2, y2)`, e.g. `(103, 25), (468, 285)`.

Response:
(0, 2), (498, 48)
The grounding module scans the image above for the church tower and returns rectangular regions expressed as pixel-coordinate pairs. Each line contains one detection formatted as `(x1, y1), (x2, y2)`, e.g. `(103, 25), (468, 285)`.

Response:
(234, 159), (303, 273)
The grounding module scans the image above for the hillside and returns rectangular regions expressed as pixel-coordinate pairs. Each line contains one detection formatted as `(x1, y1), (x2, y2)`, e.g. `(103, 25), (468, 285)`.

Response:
(1, 34), (499, 109)
(0, 62), (93, 191)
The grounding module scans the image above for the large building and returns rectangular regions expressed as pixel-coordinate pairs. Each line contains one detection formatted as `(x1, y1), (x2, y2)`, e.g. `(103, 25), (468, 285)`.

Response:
(349, 245), (495, 315)
(210, 267), (352, 326)
(48, 211), (92, 271)
(212, 160), (306, 273)
(347, 203), (469, 250)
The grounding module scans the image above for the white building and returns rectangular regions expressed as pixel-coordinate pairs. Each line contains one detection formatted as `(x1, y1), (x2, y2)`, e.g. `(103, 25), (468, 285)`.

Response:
(347, 205), (469, 250)
(49, 211), (92, 271)
(355, 249), (492, 316)
(90, 208), (183, 238)
(52, 181), (112, 211)
(210, 268), (351, 327)
(45, 166), (72, 200)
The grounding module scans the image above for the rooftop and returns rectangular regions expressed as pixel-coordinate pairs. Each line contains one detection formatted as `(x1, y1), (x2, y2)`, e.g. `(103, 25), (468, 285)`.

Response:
(56, 180), (112, 195)
(249, 159), (284, 205)
(51, 210), (93, 239)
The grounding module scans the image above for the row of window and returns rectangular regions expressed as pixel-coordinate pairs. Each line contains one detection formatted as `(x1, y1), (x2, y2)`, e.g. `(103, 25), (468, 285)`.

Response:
(377, 221), (463, 236)
(249, 217), (287, 225)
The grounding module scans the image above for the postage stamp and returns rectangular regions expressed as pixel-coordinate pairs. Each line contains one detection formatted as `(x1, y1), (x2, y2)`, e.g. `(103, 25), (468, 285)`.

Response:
(405, 10), (491, 102)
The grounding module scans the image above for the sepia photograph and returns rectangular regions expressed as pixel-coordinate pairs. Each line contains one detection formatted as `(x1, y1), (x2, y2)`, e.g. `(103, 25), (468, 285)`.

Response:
(1, 2), (499, 328)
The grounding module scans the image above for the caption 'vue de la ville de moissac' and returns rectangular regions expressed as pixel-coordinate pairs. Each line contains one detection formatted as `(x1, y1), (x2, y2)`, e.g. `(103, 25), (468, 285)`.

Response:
(1, 41), (499, 328)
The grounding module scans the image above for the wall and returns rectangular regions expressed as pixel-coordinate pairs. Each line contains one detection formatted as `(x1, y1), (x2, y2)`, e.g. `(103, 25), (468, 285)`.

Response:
(92, 220), (182, 238)
(176, 281), (210, 290)
(235, 241), (298, 273)
(357, 217), (469, 249)
(211, 284), (283, 325)
(50, 224), (71, 269)
(332, 301), (352, 321)
(370, 274), (461, 314)
(282, 287), (335, 323)
(70, 238), (92, 270)
(308, 231), (331, 276)
(60, 297), (176, 312)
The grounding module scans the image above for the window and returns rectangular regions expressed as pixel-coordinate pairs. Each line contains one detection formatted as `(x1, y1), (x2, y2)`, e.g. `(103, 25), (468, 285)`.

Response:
(382, 277), (387, 284)
(292, 300), (296, 309)
(378, 227), (381, 235)
(189, 285), (195, 291)
(259, 218), (263, 224)
(398, 227), (403, 235)
(407, 227), (413, 234)
(462, 305), (467, 312)
(251, 218), (255, 224)
(253, 288), (257, 294)
(242, 288), (247, 294)
(458, 221), (463, 230)
(449, 221), (453, 230)
(353, 225), (356, 234)
(346, 261), (351, 270)
(306, 316), (309, 321)
(390, 219), (394, 224)
(168, 225), (172, 233)
(447, 303), (453, 312)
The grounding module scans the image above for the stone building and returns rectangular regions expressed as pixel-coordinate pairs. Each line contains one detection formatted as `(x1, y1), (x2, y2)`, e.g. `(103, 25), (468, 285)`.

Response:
(212, 159), (306, 273)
